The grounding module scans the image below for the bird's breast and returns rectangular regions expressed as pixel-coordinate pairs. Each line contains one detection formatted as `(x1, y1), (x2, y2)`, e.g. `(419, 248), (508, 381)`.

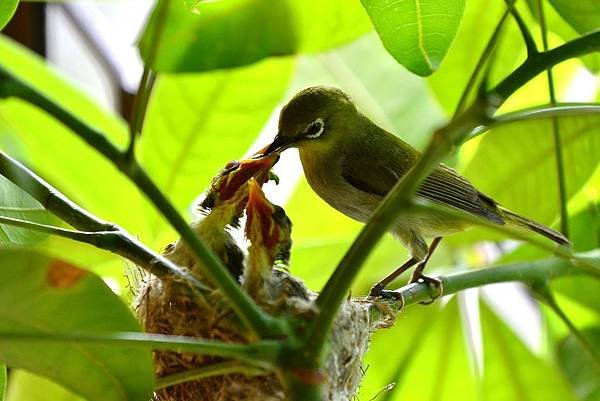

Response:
(299, 149), (379, 223)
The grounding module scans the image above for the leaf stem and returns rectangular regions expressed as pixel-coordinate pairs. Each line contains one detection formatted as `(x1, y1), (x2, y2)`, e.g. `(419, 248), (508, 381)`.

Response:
(156, 361), (268, 390)
(536, 0), (569, 238)
(0, 331), (281, 368)
(127, 66), (156, 159)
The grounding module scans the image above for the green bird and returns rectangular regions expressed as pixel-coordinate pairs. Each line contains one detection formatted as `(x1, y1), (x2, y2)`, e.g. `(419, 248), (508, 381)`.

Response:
(261, 86), (569, 299)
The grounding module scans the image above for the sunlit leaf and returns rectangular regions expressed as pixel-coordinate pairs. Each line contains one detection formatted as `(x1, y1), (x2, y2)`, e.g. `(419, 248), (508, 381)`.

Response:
(6, 371), (84, 401)
(140, 57), (293, 240)
(481, 304), (577, 401)
(0, 0), (18, 31)
(0, 175), (53, 245)
(452, 107), (600, 244)
(360, 0), (464, 76)
(556, 328), (600, 401)
(0, 365), (5, 401)
(0, 249), (155, 401)
(548, 0), (600, 35)
(139, 0), (371, 72)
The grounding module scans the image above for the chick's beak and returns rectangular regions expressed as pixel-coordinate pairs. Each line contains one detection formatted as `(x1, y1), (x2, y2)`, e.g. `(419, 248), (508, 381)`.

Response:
(261, 133), (297, 156)
(217, 155), (278, 201)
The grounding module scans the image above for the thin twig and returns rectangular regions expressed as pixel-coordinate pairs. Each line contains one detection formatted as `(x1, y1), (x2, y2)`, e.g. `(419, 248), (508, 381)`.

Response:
(510, 6), (538, 57)
(127, 67), (156, 159)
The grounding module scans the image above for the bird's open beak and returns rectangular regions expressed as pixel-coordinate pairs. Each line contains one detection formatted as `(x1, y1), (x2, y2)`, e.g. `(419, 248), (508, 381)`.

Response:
(217, 155), (278, 201)
(260, 133), (297, 156)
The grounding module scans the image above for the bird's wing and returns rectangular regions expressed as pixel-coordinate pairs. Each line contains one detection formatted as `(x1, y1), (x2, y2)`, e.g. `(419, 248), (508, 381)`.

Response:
(341, 152), (504, 224)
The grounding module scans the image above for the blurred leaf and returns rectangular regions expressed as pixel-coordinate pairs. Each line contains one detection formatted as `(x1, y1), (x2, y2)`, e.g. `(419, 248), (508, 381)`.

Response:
(481, 304), (577, 401)
(140, 57), (293, 238)
(360, 0), (465, 76)
(0, 0), (18, 30)
(454, 107), (600, 244)
(139, 0), (371, 73)
(0, 365), (5, 401)
(427, 0), (524, 114)
(0, 175), (53, 245)
(6, 370), (84, 401)
(548, 0), (600, 35)
(526, 0), (600, 72)
(556, 327), (600, 401)
(0, 249), (155, 401)
(359, 300), (478, 401)
(0, 35), (154, 257)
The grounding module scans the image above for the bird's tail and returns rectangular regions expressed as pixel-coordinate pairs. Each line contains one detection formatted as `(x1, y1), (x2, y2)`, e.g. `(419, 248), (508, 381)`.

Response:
(500, 207), (570, 246)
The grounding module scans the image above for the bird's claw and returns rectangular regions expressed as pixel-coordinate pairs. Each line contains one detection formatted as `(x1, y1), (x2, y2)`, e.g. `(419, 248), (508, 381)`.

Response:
(410, 274), (443, 305)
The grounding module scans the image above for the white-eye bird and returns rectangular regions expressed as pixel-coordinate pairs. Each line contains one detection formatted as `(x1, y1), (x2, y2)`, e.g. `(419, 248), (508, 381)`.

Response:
(164, 156), (278, 282)
(261, 86), (569, 298)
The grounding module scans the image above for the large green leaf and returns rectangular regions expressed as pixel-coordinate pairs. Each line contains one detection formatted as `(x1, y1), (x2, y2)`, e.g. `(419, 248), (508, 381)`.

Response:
(548, 0), (600, 35)
(451, 108), (600, 244)
(481, 304), (577, 401)
(0, 249), (155, 401)
(139, 0), (371, 73)
(0, 175), (53, 245)
(0, 0), (18, 31)
(6, 371), (84, 401)
(360, 0), (465, 76)
(140, 57), (293, 239)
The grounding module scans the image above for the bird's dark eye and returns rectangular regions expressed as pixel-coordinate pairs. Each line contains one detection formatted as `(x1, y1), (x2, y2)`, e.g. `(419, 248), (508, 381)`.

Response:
(304, 118), (325, 139)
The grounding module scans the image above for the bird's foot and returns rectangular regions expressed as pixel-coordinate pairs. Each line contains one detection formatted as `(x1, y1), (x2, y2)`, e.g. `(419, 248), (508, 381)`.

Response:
(410, 274), (443, 305)
(369, 284), (404, 306)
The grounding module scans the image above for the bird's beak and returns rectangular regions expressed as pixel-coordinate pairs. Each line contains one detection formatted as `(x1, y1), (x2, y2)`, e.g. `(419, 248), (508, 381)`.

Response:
(260, 133), (297, 156)
(245, 178), (277, 248)
(217, 155), (278, 201)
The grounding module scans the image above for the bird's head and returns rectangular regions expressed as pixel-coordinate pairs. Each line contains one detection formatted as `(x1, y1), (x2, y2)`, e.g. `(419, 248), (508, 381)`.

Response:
(245, 178), (292, 265)
(200, 155), (279, 211)
(261, 86), (357, 156)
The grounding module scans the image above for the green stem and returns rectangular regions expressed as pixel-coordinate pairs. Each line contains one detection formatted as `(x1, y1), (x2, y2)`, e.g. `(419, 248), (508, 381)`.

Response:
(0, 66), (284, 339)
(304, 29), (600, 363)
(0, 331), (280, 368)
(156, 361), (268, 390)
(536, 0), (569, 238)
(127, 67), (156, 159)
(510, 5), (538, 56)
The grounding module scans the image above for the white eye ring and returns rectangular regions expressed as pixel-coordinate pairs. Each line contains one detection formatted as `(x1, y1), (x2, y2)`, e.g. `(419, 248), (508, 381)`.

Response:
(305, 118), (325, 139)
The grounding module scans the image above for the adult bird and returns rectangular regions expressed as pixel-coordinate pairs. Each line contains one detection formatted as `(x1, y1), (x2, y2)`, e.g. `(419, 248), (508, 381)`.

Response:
(260, 86), (569, 299)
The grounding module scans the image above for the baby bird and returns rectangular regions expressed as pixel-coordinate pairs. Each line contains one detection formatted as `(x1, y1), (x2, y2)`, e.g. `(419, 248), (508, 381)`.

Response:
(164, 156), (278, 282)
(261, 86), (569, 298)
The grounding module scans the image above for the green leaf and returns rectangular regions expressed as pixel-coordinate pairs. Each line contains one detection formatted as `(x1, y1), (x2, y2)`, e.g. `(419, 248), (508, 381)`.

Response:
(139, 0), (371, 73)
(556, 328), (600, 401)
(139, 57), (293, 235)
(0, 249), (155, 401)
(0, 365), (5, 401)
(548, 0), (600, 35)
(0, 0), (17, 31)
(452, 107), (600, 244)
(360, 0), (465, 76)
(481, 304), (577, 401)
(6, 371), (84, 401)
(0, 175), (53, 245)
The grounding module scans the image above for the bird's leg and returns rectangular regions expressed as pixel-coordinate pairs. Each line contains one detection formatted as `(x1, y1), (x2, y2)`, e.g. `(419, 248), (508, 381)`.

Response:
(409, 237), (443, 304)
(369, 257), (418, 299)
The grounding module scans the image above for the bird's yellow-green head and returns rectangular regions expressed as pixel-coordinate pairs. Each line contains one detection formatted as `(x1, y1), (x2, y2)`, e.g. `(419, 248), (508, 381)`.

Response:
(262, 86), (356, 156)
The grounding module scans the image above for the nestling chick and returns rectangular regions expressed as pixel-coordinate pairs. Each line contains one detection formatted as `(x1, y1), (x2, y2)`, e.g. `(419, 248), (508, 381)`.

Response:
(164, 156), (278, 282)
(261, 86), (569, 298)
(243, 178), (293, 301)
